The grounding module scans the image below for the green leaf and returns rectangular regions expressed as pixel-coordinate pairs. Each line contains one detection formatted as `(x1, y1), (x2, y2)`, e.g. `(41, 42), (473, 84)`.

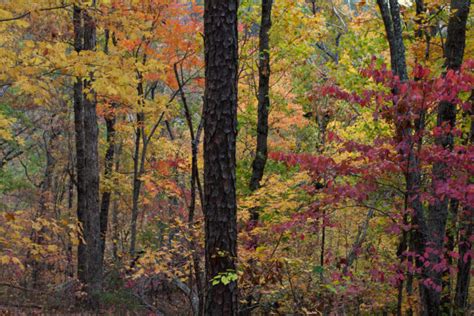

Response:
(312, 265), (324, 274)
(221, 276), (230, 285)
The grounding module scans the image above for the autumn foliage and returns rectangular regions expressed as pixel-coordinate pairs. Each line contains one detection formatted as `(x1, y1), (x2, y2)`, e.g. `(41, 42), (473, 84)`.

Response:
(0, 0), (472, 315)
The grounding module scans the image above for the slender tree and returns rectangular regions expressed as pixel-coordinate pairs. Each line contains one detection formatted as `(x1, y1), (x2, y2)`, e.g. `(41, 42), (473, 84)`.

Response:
(376, 1), (427, 314)
(378, 0), (471, 314)
(422, 0), (470, 313)
(249, 0), (273, 197)
(435, 1), (471, 314)
(73, 4), (87, 285)
(203, 0), (239, 314)
(99, 29), (115, 265)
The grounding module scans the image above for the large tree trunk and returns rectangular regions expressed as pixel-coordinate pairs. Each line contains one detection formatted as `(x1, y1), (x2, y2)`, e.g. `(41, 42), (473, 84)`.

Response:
(249, 0), (273, 196)
(73, 5), (103, 308)
(425, 1), (470, 314)
(203, 1), (239, 315)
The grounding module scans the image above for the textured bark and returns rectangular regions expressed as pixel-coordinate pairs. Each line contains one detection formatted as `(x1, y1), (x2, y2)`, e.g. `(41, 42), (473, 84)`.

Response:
(249, 0), (273, 194)
(73, 4), (87, 285)
(73, 5), (102, 307)
(203, 1), (239, 315)
(377, 0), (408, 81)
(424, 1), (470, 314)
(82, 8), (103, 303)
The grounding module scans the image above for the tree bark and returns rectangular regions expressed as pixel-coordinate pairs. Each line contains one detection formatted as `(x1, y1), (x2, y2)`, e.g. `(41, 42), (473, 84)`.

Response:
(249, 0), (273, 196)
(376, 1), (430, 314)
(129, 68), (147, 258)
(73, 5), (102, 308)
(99, 106), (115, 261)
(73, 4), (87, 287)
(425, 1), (470, 314)
(377, 0), (408, 81)
(99, 29), (115, 265)
(82, 8), (103, 304)
(203, 1), (239, 314)
(129, 110), (144, 258)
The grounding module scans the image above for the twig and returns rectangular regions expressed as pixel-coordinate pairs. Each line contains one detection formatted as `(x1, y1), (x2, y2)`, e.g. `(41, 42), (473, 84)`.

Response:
(0, 4), (72, 23)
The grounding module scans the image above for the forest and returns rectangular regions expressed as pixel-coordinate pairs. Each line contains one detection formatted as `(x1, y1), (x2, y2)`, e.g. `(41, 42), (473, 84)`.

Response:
(0, 0), (472, 315)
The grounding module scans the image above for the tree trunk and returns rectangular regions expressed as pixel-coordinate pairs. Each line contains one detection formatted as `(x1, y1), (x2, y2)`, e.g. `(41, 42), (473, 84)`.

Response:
(376, 1), (429, 314)
(73, 4), (87, 286)
(203, 1), (239, 314)
(99, 106), (115, 261)
(99, 29), (115, 265)
(111, 142), (122, 262)
(174, 63), (205, 315)
(377, 0), (408, 81)
(249, 0), (273, 195)
(73, 5), (102, 308)
(82, 8), (103, 304)
(425, 1), (470, 314)
(129, 111), (144, 258)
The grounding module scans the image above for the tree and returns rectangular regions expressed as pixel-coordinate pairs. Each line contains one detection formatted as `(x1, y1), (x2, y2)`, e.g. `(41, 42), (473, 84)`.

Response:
(436, 0), (471, 313)
(203, 0), (239, 314)
(73, 4), (103, 308)
(249, 0), (274, 196)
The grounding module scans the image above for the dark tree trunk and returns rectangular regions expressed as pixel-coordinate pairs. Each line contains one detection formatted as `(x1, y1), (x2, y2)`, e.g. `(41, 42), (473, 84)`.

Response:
(73, 4), (87, 286)
(99, 29), (115, 263)
(129, 110), (144, 258)
(174, 63), (205, 315)
(111, 142), (122, 262)
(82, 8), (103, 304)
(99, 107), (115, 260)
(249, 0), (273, 196)
(376, 1), (430, 314)
(425, 1), (470, 314)
(377, 0), (408, 81)
(203, 1), (239, 315)
(73, 5), (102, 308)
